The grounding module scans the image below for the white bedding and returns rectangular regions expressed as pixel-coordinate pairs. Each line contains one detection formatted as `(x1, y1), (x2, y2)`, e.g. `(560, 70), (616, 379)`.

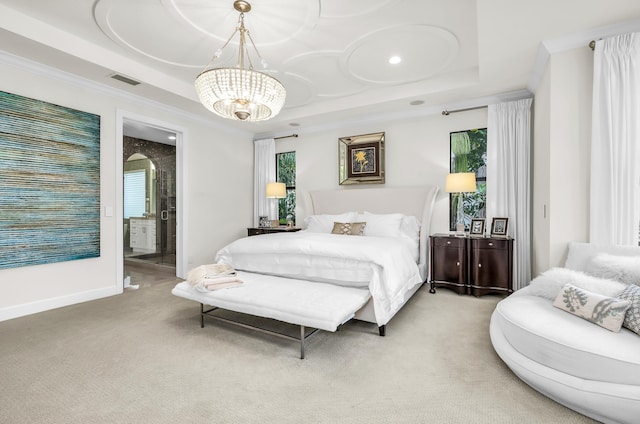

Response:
(215, 231), (423, 325)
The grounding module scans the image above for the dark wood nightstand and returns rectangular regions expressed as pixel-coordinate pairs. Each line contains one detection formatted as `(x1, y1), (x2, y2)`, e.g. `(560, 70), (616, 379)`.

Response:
(247, 227), (301, 236)
(429, 235), (467, 295)
(468, 237), (513, 296)
(429, 234), (513, 296)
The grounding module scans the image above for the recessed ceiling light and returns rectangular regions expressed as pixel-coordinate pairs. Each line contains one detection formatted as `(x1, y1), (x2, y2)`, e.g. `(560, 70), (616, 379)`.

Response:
(389, 56), (402, 65)
(410, 100), (424, 106)
(289, 122), (300, 127)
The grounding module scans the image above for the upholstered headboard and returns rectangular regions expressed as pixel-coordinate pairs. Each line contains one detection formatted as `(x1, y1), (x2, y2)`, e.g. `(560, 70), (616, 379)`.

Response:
(307, 186), (439, 279)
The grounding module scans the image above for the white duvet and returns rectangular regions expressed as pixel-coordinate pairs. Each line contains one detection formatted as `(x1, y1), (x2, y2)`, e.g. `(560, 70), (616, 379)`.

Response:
(215, 231), (423, 325)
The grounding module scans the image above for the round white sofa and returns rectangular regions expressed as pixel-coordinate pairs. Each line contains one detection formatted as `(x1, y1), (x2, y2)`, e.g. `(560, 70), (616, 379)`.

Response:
(490, 242), (640, 424)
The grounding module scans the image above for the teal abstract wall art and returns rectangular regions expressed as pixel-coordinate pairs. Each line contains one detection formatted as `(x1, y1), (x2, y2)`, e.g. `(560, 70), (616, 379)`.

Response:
(0, 91), (100, 270)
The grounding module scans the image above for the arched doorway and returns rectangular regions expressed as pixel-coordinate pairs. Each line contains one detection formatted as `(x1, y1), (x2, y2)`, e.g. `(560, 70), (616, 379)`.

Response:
(123, 135), (176, 268)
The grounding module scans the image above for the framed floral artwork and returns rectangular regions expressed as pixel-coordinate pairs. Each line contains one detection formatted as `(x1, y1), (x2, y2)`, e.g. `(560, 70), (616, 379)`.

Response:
(338, 132), (385, 185)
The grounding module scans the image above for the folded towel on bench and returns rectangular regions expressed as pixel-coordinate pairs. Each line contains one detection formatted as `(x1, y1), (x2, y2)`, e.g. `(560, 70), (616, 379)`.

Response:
(188, 264), (244, 291)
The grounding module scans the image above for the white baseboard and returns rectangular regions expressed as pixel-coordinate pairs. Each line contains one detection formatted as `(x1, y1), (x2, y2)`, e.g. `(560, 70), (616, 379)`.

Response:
(0, 286), (123, 322)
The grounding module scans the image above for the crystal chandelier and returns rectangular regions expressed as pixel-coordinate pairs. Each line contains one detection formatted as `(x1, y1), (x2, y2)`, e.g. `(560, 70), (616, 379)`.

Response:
(195, 1), (286, 121)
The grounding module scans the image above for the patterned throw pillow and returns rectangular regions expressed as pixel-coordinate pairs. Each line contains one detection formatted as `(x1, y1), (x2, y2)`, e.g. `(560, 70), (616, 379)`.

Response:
(331, 222), (366, 236)
(617, 284), (640, 335)
(552, 283), (631, 332)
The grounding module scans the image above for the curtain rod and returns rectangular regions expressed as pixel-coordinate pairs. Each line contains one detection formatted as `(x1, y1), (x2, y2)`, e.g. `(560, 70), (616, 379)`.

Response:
(589, 40), (596, 51)
(441, 105), (487, 116)
(274, 134), (298, 140)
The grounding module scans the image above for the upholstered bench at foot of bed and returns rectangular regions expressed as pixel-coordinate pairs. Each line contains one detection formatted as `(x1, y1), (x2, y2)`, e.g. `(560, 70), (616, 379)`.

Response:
(171, 271), (371, 358)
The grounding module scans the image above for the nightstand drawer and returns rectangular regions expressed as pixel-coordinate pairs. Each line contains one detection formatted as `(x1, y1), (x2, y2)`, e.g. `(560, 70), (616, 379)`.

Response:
(247, 228), (262, 236)
(433, 237), (465, 248)
(469, 238), (510, 250)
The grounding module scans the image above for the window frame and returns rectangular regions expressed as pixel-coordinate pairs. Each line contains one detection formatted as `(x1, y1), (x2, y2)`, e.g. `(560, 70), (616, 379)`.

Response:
(275, 151), (296, 225)
(449, 128), (487, 231)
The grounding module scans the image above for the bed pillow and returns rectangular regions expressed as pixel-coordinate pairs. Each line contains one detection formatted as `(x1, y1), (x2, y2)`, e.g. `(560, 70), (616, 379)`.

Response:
(305, 212), (357, 233)
(552, 283), (630, 332)
(399, 215), (421, 245)
(617, 284), (640, 335)
(331, 222), (366, 236)
(584, 253), (640, 285)
(360, 212), (403, 238)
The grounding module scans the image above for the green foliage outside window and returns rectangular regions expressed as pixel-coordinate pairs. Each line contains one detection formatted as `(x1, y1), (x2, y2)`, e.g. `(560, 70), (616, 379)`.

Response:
(276, 151), (296, 225)
(450, 128), (487, 231)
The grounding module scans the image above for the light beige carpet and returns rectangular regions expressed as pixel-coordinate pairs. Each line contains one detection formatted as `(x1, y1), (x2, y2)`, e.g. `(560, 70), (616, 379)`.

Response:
(0, 278), (597, 424)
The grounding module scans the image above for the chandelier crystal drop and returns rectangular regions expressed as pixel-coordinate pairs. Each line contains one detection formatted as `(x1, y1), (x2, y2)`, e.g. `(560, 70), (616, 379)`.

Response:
(195, 0), (286, 122)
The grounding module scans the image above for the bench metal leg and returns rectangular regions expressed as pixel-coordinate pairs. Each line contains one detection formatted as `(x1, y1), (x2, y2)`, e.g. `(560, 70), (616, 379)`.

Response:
(199, 304), (318, 358)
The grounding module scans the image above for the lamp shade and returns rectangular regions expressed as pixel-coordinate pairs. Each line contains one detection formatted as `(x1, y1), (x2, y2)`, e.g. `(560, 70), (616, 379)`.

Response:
(445, 172), (477, 193)
(266, 182), (286, 198)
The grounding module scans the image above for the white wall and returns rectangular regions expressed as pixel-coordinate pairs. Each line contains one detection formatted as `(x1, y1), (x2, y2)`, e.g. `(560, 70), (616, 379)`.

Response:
(532, 60), (551, 274)
(276, 109), (488, 235)
(532, 46), (593, 275)
(0, 56), (253, 321)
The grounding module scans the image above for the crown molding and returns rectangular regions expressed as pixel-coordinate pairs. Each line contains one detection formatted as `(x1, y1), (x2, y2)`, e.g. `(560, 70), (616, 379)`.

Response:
(527, 18), (640, 93)
(0, 49), (252, 139)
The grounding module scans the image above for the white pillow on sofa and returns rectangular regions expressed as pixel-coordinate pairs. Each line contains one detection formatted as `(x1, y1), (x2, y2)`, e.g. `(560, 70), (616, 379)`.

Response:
(585, 253), (640, 285)
(564, 242), (640, 272)
(526, 267), (627, 301)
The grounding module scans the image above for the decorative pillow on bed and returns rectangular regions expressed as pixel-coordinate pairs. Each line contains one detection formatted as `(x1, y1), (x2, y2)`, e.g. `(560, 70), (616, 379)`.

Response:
(552, 283), (631, 332)
(331, 222), (366, 236)
(305, 212), (358, 233)
(359, 212), (404, 237)
(584, 253), (640, 285)
(617, 284), (640, 335)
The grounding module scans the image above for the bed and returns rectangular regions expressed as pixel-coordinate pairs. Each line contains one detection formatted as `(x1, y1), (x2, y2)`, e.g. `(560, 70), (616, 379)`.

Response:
(172, 185), (439, 357)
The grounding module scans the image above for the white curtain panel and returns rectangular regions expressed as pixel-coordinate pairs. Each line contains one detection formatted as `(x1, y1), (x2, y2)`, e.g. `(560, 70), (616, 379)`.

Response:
(487, 98), (533, 290)
(590, 33), (640, 246)
(253, 138), (277, 227)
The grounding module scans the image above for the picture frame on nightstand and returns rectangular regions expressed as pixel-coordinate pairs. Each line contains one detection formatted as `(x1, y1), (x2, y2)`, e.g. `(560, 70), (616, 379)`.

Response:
(490, 217), (509, 237)
(470, 218), (485, 236)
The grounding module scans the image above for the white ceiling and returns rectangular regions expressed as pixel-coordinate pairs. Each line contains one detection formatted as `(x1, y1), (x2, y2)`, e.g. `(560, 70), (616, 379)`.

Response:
(1, 0), (640, 139)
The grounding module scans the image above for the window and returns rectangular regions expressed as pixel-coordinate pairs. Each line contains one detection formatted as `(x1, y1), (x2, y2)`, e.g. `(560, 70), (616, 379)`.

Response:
(450, 129), (487, 231)
(124, 170), (146, 218)
(276, 151), (296, 225)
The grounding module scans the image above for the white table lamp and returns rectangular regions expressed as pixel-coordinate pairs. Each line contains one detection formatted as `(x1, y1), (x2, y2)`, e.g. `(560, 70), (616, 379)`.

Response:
(266, 182), (286, 224)
(445, 172), (477, 236)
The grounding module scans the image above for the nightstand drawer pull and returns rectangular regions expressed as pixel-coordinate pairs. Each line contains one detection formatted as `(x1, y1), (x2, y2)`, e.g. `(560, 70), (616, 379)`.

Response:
(488, 242), (494, 246)
(447, 241), (451, 245)
(456, 261), (460, 267)
(478, 263), (482, 268)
